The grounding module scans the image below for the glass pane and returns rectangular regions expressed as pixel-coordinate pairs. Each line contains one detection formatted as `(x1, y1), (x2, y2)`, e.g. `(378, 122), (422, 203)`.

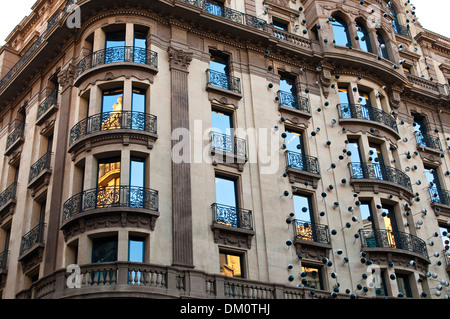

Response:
(293, 194), (312, 223)
(369, 143), (383, 180)
(97, 159), (120, 208)
(134, 32), (147, 49)
(129, 237), (145, 262)
(360, 202), (373, 229)
(210, 55), (228, 74)
(220, 252), (243, 278)
(205, 0), (224, 16)
(332, 18), (350, 47)
(359, 92), (371, 120)
(105, 31), (126, 64)
(215, 177), (237, 208)
(106, 31), (125, 48)
(347, 140), (362, 163)
(356, 24), (372, 53)
(212, 110), (232, 136)
(301, 266), (323, 290)
(285, 131), (302, 153)
(396, 274), (412, 297)
(377, 33), (389, 60)
(92, 236), (118, 263)
(338, 87), (350, 104)
(102, 89), (124, 130)
(425, 167), (441, 202)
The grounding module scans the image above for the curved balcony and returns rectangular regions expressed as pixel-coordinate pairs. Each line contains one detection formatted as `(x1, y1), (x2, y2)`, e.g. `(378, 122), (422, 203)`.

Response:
(61, 185), (159, 241)
(211, 203), (255, 249)
(285, 151), (321, 189)
(348, 162), (414, 200)
(68, 111), (158, 159)
(74, 46), (158, 84)
(337, 104), (400, 142)
(358, 229), (429, 264)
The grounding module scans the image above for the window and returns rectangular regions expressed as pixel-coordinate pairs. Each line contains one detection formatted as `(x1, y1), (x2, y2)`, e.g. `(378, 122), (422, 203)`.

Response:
(285, 129), (306, 171)
(377, 32), (389, 60)
(368, 142), (385, 180)
(396, 273), (413, 297)
(102, 88), (123, 130)
(205, 0), (224, 16)
(360, 201), (374, 230)
(382, 204), (399, 248)
(105, 31), (126, 63)
(301, 265), (324, 290)
(130, 158), (145, 208)
(129, 236), (145, 263)
(131, 88), (147, 130)
(358, 90), (372, 120)
(279, 74), (299, 109)
(211, 109), (234, 154)
(356, 23), (372, 53)
(424, 166), (442, 204)
(373, 270), (388, 297)
(219, 250), (244, 278)
(439, 225), (449, 265)
(413, 114), (428, 147)
(293, 194), (318, 242)
(92, 236), (118, 263)
(215, 176), (238, 209)
(209, 50), (231, 90)
(332, 17), (352, 47)
(347, 139), (363, 177)
(389, 7), (401, 34)
(272, 18), (289, 31)
(97, 158), (121, 207)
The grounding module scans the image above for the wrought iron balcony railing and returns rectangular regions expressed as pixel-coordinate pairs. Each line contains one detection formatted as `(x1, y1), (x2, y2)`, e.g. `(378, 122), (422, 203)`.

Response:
(5, 121), (25, 151)
(415, 133), (443, 151)
(285, 151), (320, 175)
(0, 250), (8, 270)
(348, 162), (413, 193)
(429, 185), (450, 206)
(394, 24), (412, 39)
(0, 182), (17, 210)
(37, 89), (58, 120)
(293, 219), (331, 245)
(211, 203), (253, 230)
(209, 131), (247, 158)
(20, 222), (45, 257)
(277, 90), (310, 113)
(69, 111), (157, 147)
(206, 69), (241, 94)
(337, 103), (398, 133)
(28, 151), (52, 184)
(75, 46), (158, 78)
(62, 186), (159, 223)
(359, 229), (429, 260)
(178, 0), (268, 32)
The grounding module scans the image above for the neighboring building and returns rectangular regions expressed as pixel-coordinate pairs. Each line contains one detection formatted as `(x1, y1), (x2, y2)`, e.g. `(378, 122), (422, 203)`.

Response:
(0, 0), (449, 299)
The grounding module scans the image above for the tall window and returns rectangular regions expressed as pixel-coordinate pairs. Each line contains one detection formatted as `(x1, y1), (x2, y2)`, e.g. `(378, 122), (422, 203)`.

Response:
(220, 250), (244, 278)
(413, 114), (428, 147)
(382, 204), (399, 249)
(211, 109), (234, 154)
(301, 265), (324, 290)
(131, 88), (146, 130)
(215, 176), (238, 209)
(360, 201), (374, 230)
(332, 17), (352, 47)
(209, 50), (231, 90)
(133, 31), (147, 63)
(293, 194), (317, 242)
(205, 0), (224, 16)
(102, 88), (124, 130)
(97, 158), (121, 207)
(424, 166), (442, 204)
(356, 23), (372, 53)
(368, 142), (385, 180)
(129, 236), (145, 262)
(377, 32), (389, 60)
(105, 31), (126, 63)
(285, 129), (305, 171)
(279, 74), (299, 109)
(396, 273), (413, 297)
(338, 86), (351, 118)
(130, 158), (145, 208)
(92, 236), (118, 263)
(347, 139), (363, 177)
(389, 7), (401, 34)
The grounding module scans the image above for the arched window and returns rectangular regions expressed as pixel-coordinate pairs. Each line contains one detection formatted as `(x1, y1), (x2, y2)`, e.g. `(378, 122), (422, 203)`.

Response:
(389, 7), (401, 34)
(356, 23), (372, 53)
(377, 32), (389, 60)
(332, 17), (352, 47)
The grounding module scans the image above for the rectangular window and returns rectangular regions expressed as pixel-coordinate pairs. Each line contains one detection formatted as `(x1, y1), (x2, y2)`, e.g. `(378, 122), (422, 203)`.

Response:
(219, 250), (244, 278)
(285, 129), (305, 171)
(382, 204), (399, 249)
(105, 31), (126, 64)
(368, 142), (385, 180)
(348, 139), (363, 178)
(279, 74), (299, 109)
(92, 236), (118, 263)
(129, 158), (145, 208)
(205, 0), (224, 17)
(129, 236), (145, 263)
(374, 270), (388, 297)
(293, 194), (317, 242)
(214, 175), (240, 228)
(272, 18), (289, 31)
(97, 158), (121, 208)
(131, 88), (146, 130)
(359, 91), (372, 120)
(102, 88), (124, 130)
(360, 201), (374, 230)
(396, 273), (413, 297)
(424, 166), (442, 203)
(301, 265), (324, 290)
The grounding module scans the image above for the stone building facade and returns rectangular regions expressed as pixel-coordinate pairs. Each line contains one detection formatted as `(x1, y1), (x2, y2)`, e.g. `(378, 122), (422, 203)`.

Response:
(0, 0), (449, 299)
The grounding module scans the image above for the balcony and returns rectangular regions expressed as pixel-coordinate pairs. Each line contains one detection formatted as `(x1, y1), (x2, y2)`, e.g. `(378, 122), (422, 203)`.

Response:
(18, 222), (45, 274)
(68, 111), (158, 159)
(415, 133), (443, 156)
(27, 151), (52, 196)
(348, 162), (414, 200)
(4, 121), (25, 156)
(285, 151), (321, 189)
(429, 186), (450, 215)
(209, 131), (247, 171)
(337, 104), (400, 142)
(17, 261), (354, 299)
(358, 229), (430, 264)
(277, 90), (311, 122)
(0, 182), (18, 220)
(211, 203), (255, 249)
(0, 250), (7, 289)
(74, 46), (158, 84)
(292, 219), (332, 260)
(61, 186), (159, 241)
(206, 69), (242, 99)
(36, 89), (58, 126)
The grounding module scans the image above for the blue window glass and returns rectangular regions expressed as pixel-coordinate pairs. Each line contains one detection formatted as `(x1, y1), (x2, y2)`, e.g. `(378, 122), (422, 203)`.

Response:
(129, 237), (145, 262)
(377, 32), (389, 60)
(105, 31), (126, 64)
(356, 23), (372, 53)
(133, 31), (147, 63)
(332, 17), (351, 47)
(293, 194), (313, 223)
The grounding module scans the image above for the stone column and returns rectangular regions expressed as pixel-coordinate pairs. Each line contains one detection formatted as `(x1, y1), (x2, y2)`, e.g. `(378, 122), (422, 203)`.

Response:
(43, 63), (75, 276)
(168, 47), (194, 268)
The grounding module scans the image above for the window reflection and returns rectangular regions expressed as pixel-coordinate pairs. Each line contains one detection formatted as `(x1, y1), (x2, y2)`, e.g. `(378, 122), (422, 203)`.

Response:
(220, 251), (243, 278)
(102, 89), (123, 130)
(332, 17), (351, 47)
(301, 266), (323, 290)
(97, 159), (121, 208)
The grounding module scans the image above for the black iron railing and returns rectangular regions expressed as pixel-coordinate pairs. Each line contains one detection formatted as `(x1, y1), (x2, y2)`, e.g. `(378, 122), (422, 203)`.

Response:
(37, 89), (58, 120)
(75, 46), (158, 78)
(5, 121), (25, 151)
(20, 223), (45, 256)
(293, 219), (331, 245)
(337, 103), (398, 133)
(209, 131), (247, 158)
(348, 162), (413, 193)
(62, 186), (159, 222)
(285, 151), (320, 175)
(359, 229), (428, 259)
(211, 203), (253, 230)
(394, 24), (412, 39)
(415, 134), (443, 151)
(178, 0), (268, 32)
(28, 151), (52, 184)
(69, 111), (157, 147)
(277, 90), (310, 113)
(206, 69), (241, 94)
(0, 182), (17, 209)
(429, 185), (450, 206)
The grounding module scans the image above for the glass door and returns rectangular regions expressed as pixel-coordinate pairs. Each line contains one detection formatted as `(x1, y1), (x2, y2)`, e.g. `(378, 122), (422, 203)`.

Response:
(131, 88), (146, 130)
(293, 194), (315, 241)
(211, 110), (233, 153)
(129, 158), (145, 208)
(105, 31), (126, 64)
(425, 167), (442, 204)
(285, 130), (305, 170)
(347, 139), (363, 178)
(97, 159), (121, 208)
(359, 91), (372, 120)
(368, 142), (384, 180)
(133, 31), (147, 63)
(101, 89), (124, 131)
(382, 205), (399, 249)
(338, 87), (351, 118)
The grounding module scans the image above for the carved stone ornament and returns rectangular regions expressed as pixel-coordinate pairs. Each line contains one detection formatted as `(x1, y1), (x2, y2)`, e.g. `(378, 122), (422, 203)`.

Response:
(168, 47), (193, 72)
(57, 63), (76, 92)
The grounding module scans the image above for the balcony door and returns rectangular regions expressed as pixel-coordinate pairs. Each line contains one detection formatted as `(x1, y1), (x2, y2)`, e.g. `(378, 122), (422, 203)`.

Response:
(338, 86), (351, 118)
(347, 139), (363, 178)
(211, 109), (233, 153)
(209, 50), (230, 90)
(97, 158), (121, 208)
(105, 31), (126, 63)
(368, 142), (385, 180)
(129, 158), (145, 208)
(101, 89), (124, 130)
(285, 130), (305, 170)
(359, 91), (372, 120)
(215, 176), (239, 227)
(133, 31), (147, 63)
(382, 205), (399, 249)
(279, 75), (298, 109)
(131, 88), (146, 130)
(413, 115), (429, 147)
(293, 194), (315, 241)
(425, 166), (443, 204)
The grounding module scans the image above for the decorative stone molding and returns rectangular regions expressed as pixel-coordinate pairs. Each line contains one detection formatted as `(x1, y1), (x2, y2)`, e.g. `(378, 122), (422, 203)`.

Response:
(211, 224), (255, 249)
(57, 63), (75, 93)
(168, 47), (193, 72)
